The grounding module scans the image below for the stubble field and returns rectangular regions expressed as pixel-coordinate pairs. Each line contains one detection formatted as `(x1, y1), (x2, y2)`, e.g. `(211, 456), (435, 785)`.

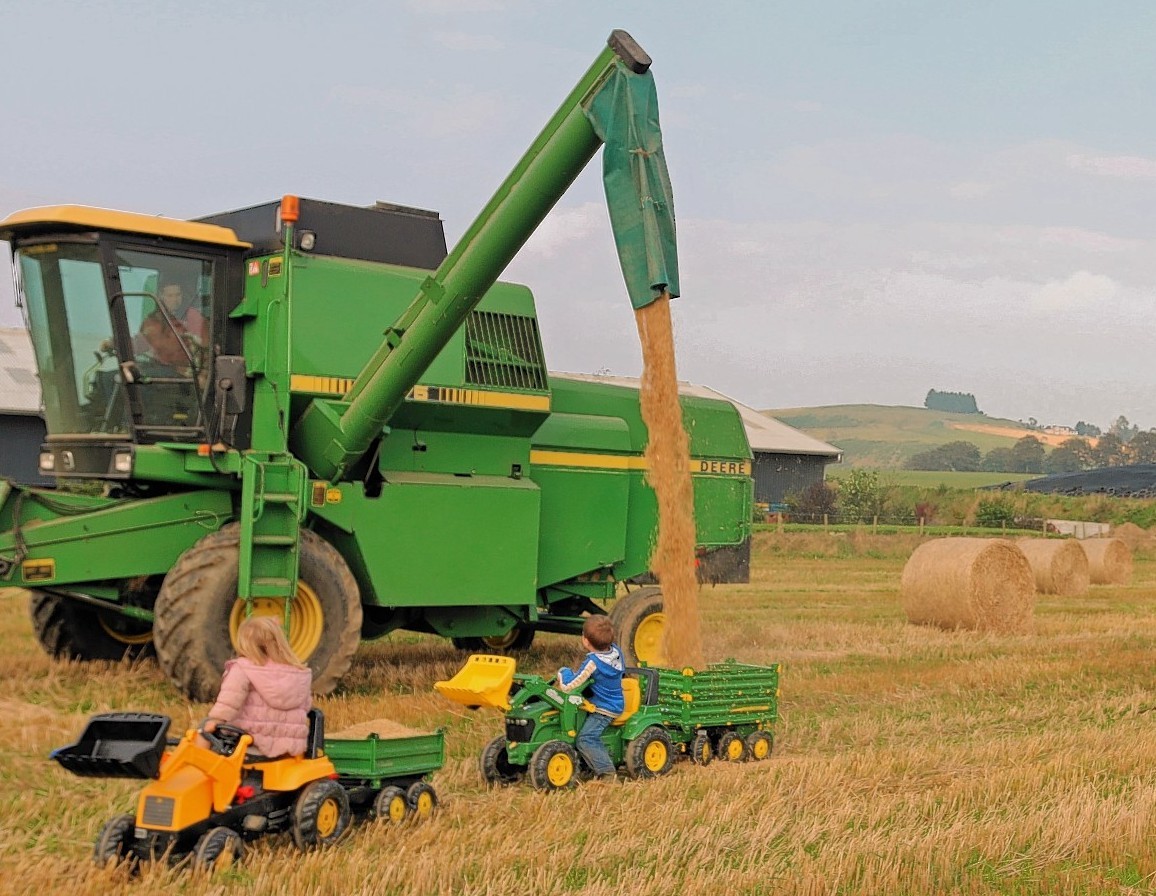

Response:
(2, 530), (1156, 896)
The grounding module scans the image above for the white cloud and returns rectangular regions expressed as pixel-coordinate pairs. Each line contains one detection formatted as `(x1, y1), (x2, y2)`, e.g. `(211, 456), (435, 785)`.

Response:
(948, 180), (991, 199)
(1030, 270), (1119, 312)
(1066, 152), (1156, 180)
(518, 202), (608, 260)
(431, 31), (503, 52)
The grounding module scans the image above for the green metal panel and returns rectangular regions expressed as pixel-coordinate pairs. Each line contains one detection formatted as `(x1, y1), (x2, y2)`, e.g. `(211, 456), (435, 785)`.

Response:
(325, 729), (444, 783)
(340, 472), (540, 608)
(656, 661), (780, 730)
(0, 489), (233, 587)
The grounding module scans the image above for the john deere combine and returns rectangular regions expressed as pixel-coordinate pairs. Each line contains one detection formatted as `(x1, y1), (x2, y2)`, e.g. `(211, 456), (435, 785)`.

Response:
(0, 31), (752, 701)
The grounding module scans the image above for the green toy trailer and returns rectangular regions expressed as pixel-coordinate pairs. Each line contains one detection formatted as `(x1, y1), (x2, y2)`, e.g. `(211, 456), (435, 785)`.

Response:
(435, 655), (779, 790)
(51, 710), (443, 870)
(0, 29), (752, 703)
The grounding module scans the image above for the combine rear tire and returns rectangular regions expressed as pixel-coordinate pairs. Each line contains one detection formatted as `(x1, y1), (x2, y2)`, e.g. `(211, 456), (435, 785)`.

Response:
(609, 586), (665, 666)
(153, 524), (362, 702)
(624, 726), (674, 779)
(452, 626), (535, 652)
(480, 735), (525, 785)
(30, 586), (154, 662)
(291, 779), (351, 850)
(93, 814), (137, 868)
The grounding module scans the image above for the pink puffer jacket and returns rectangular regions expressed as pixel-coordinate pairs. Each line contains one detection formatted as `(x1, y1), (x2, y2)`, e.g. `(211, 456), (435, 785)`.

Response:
(208, 657), (313, 757)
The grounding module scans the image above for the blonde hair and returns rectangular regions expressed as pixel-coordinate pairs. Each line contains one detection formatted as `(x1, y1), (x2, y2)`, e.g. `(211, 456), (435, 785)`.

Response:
(235, 615), (306, 668)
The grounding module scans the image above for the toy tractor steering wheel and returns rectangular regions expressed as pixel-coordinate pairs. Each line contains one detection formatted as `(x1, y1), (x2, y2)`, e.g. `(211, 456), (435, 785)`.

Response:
(199, 721), (248, 756)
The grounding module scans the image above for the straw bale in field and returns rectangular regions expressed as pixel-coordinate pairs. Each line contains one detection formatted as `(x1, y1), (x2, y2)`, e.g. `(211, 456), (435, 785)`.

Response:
(1111, 522), (1151, 550)
(1013, 538), (1090, 596)
(1079, 537), (1133, 585)
(900, 538), (1035, 633)
(327, 718), (426, 740)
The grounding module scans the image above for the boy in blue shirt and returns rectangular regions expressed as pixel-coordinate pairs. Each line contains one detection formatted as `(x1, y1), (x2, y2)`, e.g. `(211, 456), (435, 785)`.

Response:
(555, 615), (625, 781)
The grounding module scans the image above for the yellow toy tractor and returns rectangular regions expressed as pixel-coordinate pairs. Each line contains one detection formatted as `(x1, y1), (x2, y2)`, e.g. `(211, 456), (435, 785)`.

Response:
(52, 710), (443, 870)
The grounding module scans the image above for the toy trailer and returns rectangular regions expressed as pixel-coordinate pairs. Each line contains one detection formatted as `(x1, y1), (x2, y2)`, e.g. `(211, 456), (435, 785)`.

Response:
(325, 724), (444, 823)
(435, 655), (779, 791)
(51, 710), (444, 870)
(653, 660), (780, 763)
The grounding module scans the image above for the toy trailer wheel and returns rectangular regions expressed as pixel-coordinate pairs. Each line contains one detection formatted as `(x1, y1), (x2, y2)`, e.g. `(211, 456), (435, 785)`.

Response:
(191, 826), (244, 872)
(716, 730), (749, 762)
(609, 587), (665, 666)
(624, 726), (674, 779)
(528, 741), (579, 791)
(406, 781), (438, 820)
(689, 730), (712, 766)
(291, 779), (351, 850)
(93, 813), (137, 868)
(480, 735), (525, 785)
(745, 730), (773, 761)
(373, 785), (408, 824)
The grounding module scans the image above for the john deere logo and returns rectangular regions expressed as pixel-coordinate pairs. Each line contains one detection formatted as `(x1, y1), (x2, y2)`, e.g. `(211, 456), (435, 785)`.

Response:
(695, 459), (751, 476)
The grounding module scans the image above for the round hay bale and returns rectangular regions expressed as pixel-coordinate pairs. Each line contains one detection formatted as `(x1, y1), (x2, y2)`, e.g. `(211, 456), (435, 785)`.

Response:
(1013, 538), (1090, 596)
(1079, 537), (1133, 585)
(900, 538), (1035, 633)
(1112, 522), (1149, 551)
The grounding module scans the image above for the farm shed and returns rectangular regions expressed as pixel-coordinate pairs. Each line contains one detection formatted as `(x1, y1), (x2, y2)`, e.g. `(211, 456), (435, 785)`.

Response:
(0, 326), (49, 486)
(553, 373), (841, 505)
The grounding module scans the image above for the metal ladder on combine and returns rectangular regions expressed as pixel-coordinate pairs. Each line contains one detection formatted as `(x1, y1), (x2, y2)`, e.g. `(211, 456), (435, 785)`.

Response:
(238, 455), (307, 604)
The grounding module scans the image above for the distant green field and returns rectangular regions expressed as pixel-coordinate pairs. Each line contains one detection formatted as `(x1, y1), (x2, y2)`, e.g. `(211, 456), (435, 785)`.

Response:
(767, 403), (1058, 469)
(824, 468), (1038, 488)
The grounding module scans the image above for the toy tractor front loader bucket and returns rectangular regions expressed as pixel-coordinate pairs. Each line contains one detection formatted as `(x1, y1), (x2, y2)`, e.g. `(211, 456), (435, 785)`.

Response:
(434, 655), (517, 711)
(51, 712), (171, 779)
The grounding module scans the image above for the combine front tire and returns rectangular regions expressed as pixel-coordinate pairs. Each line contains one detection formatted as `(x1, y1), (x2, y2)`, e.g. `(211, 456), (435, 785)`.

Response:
(153, 524), (362, 702)
(480, 735), (525, 785)
(624, 726), (674, 779)
(609, 587), (665, 666)
(291, 779), (351, 850)
(93, 814), (137, 868)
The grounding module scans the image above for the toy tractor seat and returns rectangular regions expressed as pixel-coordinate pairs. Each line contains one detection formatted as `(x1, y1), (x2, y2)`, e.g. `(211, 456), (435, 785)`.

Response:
(610, 677), (641, 726)
(434, 654), (517, 711)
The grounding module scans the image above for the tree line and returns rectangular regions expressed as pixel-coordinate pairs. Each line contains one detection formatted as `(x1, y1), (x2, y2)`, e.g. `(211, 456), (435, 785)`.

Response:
(905, 431), (1156, 475)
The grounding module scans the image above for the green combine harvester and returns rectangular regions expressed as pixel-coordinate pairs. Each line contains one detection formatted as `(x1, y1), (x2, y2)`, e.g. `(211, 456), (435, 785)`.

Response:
(0, 31), (752, 701)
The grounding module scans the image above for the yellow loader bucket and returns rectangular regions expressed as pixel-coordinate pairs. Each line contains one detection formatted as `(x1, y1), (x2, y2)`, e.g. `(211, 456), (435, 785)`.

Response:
(434, 655), (517, 711)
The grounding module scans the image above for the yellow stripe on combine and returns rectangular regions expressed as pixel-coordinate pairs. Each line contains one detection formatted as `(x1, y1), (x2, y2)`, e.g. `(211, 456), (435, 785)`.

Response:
(290, 376), (551, 412)
(531, 451), (751, 476)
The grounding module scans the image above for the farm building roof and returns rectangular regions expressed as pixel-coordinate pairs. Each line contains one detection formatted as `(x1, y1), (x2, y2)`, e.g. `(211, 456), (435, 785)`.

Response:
(0, 327), (39, 415)
(552, 372), (842, 459)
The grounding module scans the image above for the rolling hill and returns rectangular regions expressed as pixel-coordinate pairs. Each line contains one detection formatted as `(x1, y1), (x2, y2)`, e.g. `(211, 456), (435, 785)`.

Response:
(765, 404), (1066, 469)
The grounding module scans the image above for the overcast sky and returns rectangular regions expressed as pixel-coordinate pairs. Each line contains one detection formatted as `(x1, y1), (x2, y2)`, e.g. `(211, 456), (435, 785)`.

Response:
(4, 1), (1156, 430)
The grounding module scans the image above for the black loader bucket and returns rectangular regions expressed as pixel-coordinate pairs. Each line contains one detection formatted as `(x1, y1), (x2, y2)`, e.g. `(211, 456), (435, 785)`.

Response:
(51, 712), (171, 779)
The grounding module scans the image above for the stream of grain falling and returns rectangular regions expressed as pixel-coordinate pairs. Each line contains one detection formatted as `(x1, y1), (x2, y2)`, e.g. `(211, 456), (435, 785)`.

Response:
(634, 293), (704, 669)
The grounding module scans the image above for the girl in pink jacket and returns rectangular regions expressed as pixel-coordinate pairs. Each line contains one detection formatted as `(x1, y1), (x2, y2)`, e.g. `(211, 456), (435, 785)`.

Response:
(201, 616), (313, 758)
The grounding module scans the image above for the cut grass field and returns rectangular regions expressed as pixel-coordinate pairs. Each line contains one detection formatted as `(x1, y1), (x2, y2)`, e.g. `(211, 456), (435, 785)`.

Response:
(3, 531), (1156, 895)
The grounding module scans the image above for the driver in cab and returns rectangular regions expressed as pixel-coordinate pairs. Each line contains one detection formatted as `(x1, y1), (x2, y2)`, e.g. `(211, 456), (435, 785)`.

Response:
(136, 311), (208, 389)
